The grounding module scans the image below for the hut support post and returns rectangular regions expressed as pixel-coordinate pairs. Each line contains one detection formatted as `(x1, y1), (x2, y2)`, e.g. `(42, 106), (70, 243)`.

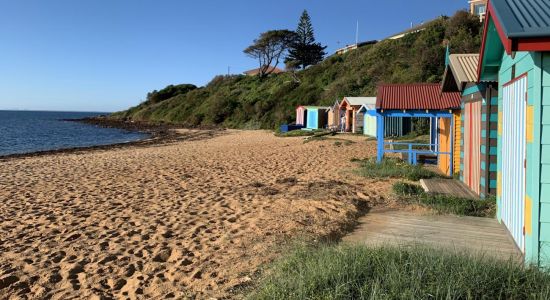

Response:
(377, 114), (385, 162)
(450, 115), (454, 175)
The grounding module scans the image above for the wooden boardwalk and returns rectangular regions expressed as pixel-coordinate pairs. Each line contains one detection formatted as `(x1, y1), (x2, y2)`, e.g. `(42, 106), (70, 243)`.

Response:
(420, 178), (479, 199)
(343, 209), (522, 261)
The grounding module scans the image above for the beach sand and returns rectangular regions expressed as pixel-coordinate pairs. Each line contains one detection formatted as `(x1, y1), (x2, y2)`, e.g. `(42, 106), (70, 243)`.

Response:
(0, 130), (392, 299)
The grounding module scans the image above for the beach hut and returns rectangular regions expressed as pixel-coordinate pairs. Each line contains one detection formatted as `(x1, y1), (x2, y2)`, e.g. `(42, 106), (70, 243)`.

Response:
(357, 101), (411, 138)
(296, 106), (307, 126)
(357, 103), (377, 137)
(339, 97), (377, 133)
(477, 0), (550, 265)
(441, 53), (498, 198)
(326, 100), (341, 131)
(374, 84), (462, 176)
(305, 106), (329, 130)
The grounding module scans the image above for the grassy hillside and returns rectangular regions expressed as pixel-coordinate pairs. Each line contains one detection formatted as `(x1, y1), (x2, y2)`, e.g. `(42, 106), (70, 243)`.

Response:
(112, 11), (482, 129)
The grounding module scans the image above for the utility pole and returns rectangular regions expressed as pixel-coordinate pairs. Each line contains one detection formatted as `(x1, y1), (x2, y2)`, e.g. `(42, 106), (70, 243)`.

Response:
(355, 20), (359, 45)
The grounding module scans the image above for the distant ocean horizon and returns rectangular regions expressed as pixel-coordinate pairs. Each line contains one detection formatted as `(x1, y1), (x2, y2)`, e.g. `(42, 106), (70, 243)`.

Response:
(0, 110), (148, 156)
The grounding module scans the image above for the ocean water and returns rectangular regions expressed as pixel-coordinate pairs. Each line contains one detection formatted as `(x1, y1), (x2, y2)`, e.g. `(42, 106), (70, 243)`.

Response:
(0, 111), (149, 156)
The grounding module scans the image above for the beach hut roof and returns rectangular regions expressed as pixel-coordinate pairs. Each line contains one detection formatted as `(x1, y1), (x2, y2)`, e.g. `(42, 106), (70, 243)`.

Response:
(478, 0), (550, 80)
(442, 54), (494, 92)
(342, 97), (377, 107)
(325, 100), (341, 111)
(304, 106), (330, 110)
(489, 0), (550, 39)
(376, 83), (461, 110)
(357, 103), (376, 114)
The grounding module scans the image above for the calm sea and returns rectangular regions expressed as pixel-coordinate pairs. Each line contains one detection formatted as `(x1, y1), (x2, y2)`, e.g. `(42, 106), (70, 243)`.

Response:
(0, 111), (149, 156)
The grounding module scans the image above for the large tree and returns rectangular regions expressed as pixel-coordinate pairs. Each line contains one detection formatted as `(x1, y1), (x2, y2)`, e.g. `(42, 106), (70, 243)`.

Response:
(244, 30), (295, 78)
(286, 10), (327, 69)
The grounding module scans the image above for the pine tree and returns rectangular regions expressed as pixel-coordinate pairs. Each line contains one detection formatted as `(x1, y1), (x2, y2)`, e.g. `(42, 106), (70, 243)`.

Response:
(286, 10), (327, 69)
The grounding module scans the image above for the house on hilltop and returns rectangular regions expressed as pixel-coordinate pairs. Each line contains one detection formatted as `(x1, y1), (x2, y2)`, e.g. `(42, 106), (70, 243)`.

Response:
(469, 0), (488, 22)
(243, 66), (285, 76)
(335, 40), (378, 55)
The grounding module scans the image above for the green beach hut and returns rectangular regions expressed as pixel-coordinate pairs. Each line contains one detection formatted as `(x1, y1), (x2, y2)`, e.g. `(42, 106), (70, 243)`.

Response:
(478, 0), (550, 266)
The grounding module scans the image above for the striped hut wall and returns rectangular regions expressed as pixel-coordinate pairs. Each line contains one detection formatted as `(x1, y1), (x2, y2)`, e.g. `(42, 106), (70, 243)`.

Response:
(462, 83), (485, 196)
(484, 86), (499, 197)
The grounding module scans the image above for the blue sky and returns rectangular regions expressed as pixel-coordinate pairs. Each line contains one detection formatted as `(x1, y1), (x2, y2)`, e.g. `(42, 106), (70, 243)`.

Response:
(0, 0), (467, 112)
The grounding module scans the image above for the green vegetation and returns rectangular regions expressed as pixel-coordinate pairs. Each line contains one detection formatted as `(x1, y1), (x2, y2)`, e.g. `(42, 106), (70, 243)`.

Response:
(244, 29), (296, 78)
(355, 158), (439, 181)
(286, 10), (327, 70)
(112, 11), (482, 129)
(250, 244), (550, 300)
(274, 130), (315, 137)
(392, 181), (424, 196)
(393, 181), (496, 217)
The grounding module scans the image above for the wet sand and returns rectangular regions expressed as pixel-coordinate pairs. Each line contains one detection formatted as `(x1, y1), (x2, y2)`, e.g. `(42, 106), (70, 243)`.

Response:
(0, 130), (392, 299)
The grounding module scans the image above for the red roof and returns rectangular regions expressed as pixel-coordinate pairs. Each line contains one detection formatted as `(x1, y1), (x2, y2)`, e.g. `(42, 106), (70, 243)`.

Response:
(376, 83), (461, 110)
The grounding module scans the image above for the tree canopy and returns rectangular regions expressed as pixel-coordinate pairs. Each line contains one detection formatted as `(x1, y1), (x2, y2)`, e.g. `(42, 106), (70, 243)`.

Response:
(286, 10), (327, 69)
(243, 30), (296, 78)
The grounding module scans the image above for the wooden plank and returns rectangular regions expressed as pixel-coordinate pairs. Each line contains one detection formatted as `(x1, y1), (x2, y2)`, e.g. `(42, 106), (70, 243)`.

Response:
(343, 209), (521, 261)
(420, 178), (479, 199)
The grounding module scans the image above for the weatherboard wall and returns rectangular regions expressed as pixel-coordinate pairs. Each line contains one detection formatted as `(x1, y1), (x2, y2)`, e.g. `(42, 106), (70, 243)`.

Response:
(459, 83), (498, 198)
(495, 51), (550, 266)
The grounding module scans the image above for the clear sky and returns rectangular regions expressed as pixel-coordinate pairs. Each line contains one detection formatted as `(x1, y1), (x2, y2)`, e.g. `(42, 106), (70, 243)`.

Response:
(0, 0), (468, 112)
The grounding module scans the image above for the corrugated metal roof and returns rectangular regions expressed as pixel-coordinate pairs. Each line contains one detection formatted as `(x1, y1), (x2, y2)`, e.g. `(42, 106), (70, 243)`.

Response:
(377, 83), (461, 110)
(491, 0), (550, 38)
(449, 54), (479, 84)
(342, 97), (377, 106)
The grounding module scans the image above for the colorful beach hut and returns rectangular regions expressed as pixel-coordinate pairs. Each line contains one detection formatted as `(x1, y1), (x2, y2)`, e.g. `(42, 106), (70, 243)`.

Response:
(477, 0), (550, 265)
(441, 53), (498, 198)
(374, 84), (462, 176)
(340, 97), (376, 133)
(296, 106), (307, 126)
(305, 106), (329, 130)
(357, 101), (411, 138)
(326, 100), (341, 131)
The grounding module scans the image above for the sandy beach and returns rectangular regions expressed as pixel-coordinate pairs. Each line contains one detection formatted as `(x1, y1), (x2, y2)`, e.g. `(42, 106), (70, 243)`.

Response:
(0, 130), (392, 299)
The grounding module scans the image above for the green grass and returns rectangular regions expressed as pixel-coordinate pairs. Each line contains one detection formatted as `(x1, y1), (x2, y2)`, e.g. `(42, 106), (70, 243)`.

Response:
(392, 181), (424, 196)
(392, 181), (496, 217)
(275, 130), (315, 137)
(249, 244), (550, 300)
(354, 158), (440, 181)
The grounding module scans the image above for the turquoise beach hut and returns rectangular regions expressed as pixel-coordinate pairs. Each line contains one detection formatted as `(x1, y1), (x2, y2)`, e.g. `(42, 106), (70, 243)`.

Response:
(305, 106), (329, 130)
(357, 103), (377, 137)
(477, 0), (550, 266)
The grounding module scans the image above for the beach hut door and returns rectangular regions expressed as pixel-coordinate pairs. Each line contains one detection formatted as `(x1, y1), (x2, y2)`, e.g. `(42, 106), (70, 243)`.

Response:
(463, 101), (482, 195)
(501, 75), (527, 253)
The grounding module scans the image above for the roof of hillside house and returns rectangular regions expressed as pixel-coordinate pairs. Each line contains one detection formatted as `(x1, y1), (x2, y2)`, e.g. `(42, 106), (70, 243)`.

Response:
(490, 0), (550, 38)
(386, 18), (440, 40)
(341, 97), (377, 107)
(442, 54), (494, 92)
(243, 66), (285, 76)
(376, 83), (461, 110)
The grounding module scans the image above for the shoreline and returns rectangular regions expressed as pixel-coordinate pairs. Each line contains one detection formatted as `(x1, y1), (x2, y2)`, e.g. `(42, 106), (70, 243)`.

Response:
(0, 116), (225, 161)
